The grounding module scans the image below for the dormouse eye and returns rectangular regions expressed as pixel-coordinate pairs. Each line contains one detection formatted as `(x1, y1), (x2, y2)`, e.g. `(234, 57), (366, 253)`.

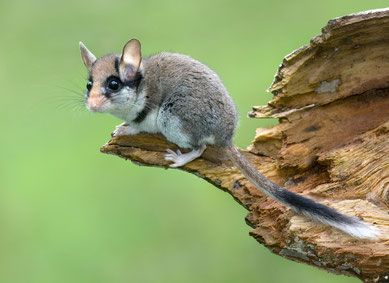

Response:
(107, 77), (121, 91)
(86, 81), (93, 91)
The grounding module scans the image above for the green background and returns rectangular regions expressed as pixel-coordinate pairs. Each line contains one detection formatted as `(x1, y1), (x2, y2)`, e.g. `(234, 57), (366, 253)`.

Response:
(0, 1), (386, 282)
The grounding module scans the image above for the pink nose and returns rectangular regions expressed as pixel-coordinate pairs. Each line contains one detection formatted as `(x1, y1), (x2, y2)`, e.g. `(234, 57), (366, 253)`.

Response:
(88, 93), (105, 111)
(89, 101), (98, 111)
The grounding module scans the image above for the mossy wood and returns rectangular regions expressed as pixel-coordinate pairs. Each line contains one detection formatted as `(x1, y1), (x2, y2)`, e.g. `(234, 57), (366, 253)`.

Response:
(101, 8), (389, 283)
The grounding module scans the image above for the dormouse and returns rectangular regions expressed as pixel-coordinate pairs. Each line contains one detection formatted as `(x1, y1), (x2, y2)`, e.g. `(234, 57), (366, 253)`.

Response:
(80, 39), (378, 239)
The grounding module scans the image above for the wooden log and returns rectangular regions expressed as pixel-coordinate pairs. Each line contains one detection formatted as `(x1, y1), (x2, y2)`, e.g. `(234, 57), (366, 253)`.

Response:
(101, 8), (389, 282)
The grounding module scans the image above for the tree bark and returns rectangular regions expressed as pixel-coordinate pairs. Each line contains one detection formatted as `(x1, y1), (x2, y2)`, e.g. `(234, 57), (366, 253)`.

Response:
(101, 8), (389, 283)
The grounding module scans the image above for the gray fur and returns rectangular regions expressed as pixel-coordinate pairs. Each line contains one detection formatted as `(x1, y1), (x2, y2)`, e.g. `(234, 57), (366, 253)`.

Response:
(142, 52), (238, 148)
(82, 41), (378, 239)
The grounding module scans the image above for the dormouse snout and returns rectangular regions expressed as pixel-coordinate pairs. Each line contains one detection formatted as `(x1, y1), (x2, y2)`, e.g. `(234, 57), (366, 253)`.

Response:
(80, 39), (142, 115)
(87, 91), (107, 112)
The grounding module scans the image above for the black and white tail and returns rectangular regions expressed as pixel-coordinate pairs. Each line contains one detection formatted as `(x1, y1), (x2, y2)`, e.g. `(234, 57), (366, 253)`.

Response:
(226, 145), (378, 239)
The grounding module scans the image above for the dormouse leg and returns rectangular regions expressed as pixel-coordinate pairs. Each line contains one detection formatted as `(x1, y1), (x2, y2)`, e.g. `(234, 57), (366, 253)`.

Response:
(164, 144), (206, 167)
(112, 122), (140, 137)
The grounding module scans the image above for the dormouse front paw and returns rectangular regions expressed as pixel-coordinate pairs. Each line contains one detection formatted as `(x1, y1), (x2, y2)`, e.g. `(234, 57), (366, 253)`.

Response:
(111, 123), (140, 137)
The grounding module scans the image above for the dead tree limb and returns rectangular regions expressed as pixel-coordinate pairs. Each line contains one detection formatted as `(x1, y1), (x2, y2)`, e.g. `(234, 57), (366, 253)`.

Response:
(101, 8), (389, 283)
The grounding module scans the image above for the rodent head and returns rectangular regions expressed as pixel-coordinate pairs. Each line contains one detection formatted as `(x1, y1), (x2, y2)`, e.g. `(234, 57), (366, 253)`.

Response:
(79, 39), (142, 114)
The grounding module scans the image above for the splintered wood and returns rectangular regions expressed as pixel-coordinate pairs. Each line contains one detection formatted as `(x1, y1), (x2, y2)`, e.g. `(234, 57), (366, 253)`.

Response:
(101, 8), (389, 282)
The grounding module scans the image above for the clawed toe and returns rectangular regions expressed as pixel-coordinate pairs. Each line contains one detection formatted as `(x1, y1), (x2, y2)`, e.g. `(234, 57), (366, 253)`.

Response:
(165, 149), (181, 156)
(164, 155), (175, 161)
(111, 123), (140, 137)
(165, 149), (176, 155)
(164, 147), (204, 168)
(164, 149), (184, 167)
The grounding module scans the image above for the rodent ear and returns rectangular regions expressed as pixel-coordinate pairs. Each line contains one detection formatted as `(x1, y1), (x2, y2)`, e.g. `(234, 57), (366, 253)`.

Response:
(79, 42), (96, 71)
(120, 39), (142, 82)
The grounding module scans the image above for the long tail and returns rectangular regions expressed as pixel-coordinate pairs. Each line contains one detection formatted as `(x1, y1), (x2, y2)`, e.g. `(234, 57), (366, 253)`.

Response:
(225, 145), (378, 239)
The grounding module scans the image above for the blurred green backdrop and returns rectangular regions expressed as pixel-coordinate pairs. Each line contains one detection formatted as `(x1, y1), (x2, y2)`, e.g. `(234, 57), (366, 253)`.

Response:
(0, 1), (386, 282)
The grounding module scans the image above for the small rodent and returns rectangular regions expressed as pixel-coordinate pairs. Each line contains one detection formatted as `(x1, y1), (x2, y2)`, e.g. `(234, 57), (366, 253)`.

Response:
(80, 39), (378, 239)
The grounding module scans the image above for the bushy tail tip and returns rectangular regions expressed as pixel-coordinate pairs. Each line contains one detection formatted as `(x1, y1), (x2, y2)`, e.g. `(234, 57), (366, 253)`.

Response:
(335, 220), (379, 239)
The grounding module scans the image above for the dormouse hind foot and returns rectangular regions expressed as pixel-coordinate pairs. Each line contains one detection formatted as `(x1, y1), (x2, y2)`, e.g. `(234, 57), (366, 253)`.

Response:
(112, 123), (140, 137)
(164, 145), (206, 167)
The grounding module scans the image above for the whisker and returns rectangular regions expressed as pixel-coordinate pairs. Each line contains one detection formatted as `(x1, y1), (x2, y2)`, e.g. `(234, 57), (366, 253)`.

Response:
(55, 85), (85, 97)
(43, 85), (87, 113)
(49, 97), (86, 112)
